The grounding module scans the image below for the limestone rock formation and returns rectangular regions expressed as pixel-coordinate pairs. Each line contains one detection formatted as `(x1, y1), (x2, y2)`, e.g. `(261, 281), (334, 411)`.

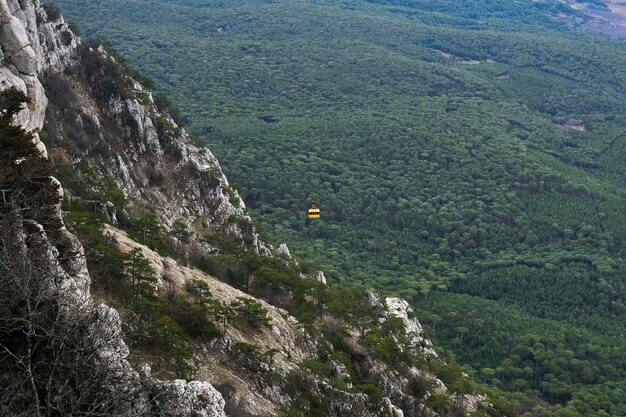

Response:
(42, 42), (271, 256)
(276, 242), (291, 257)
(385, 297), (437, 356)
(148, 379), (226, 417)
(314, 270), (327, 285)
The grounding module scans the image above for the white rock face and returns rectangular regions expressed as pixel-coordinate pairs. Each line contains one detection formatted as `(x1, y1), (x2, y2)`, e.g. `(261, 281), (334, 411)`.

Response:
(385, 297), (436, 355)
(329, 360), (353, 389)
(368, 291), (437, 356)
(151, 380), (226, 417)
(382, 397), (405, 417)
(276, 243), (291, 257)
(0, 0), (46, 134)
(315, 270), (327, 285)
(0, 0), (76, 154)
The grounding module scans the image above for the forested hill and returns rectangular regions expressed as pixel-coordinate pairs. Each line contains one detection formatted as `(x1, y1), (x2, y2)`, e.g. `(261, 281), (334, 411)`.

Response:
(55, 0), (626, 415)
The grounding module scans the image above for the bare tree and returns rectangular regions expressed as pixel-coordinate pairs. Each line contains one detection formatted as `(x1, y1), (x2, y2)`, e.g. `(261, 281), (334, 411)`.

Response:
(0, 220), (143, 416)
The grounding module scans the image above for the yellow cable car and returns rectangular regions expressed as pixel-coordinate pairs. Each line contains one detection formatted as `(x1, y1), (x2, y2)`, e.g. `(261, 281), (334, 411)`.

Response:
(308, 200), (320, 219)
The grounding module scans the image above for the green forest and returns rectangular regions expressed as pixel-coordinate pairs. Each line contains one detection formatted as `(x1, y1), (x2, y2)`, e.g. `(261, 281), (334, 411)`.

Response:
(54, 0), (626, 415)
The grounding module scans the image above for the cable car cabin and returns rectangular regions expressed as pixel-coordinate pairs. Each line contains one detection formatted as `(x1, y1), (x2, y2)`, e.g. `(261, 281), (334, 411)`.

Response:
(308, 208), (321, 219)
(308, 201), (321, 219)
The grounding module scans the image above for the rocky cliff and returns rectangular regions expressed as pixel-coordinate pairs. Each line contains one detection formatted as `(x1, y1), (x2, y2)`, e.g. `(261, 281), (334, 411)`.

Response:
(41, 37), (270, 256)
(1, 1), (490, 416)
(1, 0), (226, 415)
(0, 0), (268, 257)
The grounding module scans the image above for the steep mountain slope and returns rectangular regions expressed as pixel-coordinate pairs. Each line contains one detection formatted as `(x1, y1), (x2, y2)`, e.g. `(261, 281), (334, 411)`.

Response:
(102, 223), (478, 417)
(1, 1), (497, 416)
(51, 0), (626, 416)
(0, 1), (225, 415)
(42, 41), (270, 257)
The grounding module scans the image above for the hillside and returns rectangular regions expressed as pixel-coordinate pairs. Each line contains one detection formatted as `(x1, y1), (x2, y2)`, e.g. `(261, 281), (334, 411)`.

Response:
(52, 0), (626, 416)
(0, 1), (500, 416)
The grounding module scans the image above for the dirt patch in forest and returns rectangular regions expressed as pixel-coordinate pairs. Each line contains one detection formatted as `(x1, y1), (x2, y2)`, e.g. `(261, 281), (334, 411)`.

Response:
(556, 119), (586, 132)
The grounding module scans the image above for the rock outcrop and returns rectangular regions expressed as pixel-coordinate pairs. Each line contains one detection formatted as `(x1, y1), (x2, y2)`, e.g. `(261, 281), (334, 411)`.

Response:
(1, 0), (76, 137)
(276, 242), (291, 257)
(42, 40), (270, 256)
(385, 297), (437, 356)
(5, 0), (265, 257)
(368, 291), (436, 355)
(314, 270), (327, 285)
